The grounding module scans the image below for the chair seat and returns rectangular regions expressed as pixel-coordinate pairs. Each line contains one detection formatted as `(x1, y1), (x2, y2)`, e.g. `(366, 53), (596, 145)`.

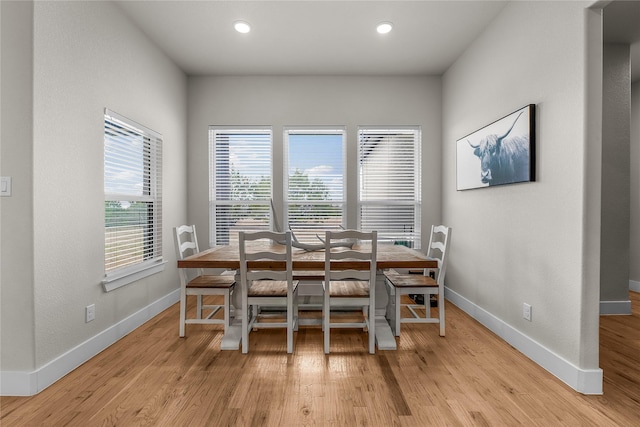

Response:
(385, 273), (437, 288)
(248, 280), (300, 297)
(240, 231), (299, 354)
(187, 275), (236, 289)
(323, 229), (377, 354)
(384, 225), (451, 338)
(329, 280), (369, 297)
(175, 224), (236, 338)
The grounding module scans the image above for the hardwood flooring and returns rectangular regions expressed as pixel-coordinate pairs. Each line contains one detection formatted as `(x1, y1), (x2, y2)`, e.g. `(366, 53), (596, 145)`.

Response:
(2, 293), (639, 426)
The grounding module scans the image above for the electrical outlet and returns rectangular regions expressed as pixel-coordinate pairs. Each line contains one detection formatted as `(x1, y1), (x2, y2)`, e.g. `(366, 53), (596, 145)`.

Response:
(0, 177), (12, 197)
(86, 304), (95, 323)
(523, 303), (532, 321)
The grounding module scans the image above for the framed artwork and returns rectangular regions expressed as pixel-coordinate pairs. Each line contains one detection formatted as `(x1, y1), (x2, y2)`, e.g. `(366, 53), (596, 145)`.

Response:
(456, 104), (536, 190)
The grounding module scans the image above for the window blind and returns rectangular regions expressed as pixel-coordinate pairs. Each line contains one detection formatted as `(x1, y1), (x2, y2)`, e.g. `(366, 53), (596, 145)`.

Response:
(358, 127), (421, 248)
(209, 127), (272, 246)
(284, 127), (345, 243)
(104, 109), (163, 279)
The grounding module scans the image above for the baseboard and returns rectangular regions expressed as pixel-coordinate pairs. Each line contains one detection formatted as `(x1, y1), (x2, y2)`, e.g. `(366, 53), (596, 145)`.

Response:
(600, 299), (632, 315)
(598, 280), (638, 314)
(1, 289), (180, 396)
(445, 287), (603, 395)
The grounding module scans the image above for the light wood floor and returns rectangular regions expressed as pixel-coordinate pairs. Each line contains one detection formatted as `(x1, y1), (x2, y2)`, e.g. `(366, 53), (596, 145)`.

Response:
(2, 293), (639, 426)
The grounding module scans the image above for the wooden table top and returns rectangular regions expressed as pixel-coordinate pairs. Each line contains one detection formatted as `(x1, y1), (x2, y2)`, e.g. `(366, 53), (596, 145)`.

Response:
(178, 242), (437, 270)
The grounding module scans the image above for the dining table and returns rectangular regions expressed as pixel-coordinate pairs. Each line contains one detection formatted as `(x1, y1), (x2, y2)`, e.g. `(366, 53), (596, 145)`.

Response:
(177, 241), (437, 350)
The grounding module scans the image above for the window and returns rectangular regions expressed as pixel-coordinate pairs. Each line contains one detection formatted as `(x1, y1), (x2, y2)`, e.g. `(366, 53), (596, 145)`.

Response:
(284, 127), (345, 243)
(358, 127), (421, 248)
(208, 125), (421, 248)
(103, 109), (163, 291)
(209, 127), (272, 246)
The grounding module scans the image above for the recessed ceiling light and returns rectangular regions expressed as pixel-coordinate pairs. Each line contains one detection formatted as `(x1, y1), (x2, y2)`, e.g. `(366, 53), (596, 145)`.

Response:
(376, 22), (393, 34)
(234, 21), (251, 34)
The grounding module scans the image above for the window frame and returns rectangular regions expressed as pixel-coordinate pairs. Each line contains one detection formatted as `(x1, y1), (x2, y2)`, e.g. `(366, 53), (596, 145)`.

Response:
(102, 109), (164, 292)
(283, 126), (346, 241)
(357, 126), (422, 249)
(209, 126), (274, 247)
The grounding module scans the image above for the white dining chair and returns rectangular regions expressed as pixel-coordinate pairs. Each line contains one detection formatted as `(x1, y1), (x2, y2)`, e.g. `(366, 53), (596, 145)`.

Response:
(322, 229), (377, 354)
(384, 225), (451, 337)
(173, 224), (236, 337)
(239, 230), (299, 354)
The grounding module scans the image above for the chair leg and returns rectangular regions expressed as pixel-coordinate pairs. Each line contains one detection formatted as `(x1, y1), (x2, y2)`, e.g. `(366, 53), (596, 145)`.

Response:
(223, 290), (230, 335)
(323, 293), (330, 354)
(196, 294), (203, 319)
(424, 292), (432, 319)
(394, 290), (401, 337)
(287, 296), (293, 354)
(369, 302), (375, 354)
(439, 289), (445, 337)
(179, 288), (187, 337)
(242, 293), (249, 354)
(293, 291), (299, 332)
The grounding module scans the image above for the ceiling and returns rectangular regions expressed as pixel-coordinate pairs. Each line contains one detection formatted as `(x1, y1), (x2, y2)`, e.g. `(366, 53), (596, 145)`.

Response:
(115, 0), (508, 76)
(116, 0), (639, 81)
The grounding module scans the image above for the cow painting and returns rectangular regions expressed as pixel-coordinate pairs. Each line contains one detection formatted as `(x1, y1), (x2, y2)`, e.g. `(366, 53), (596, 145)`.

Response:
(456, 105), (535, 190)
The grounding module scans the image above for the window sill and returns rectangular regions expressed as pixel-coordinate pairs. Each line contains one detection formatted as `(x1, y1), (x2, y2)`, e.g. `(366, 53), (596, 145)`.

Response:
(102, 260), (166, 292)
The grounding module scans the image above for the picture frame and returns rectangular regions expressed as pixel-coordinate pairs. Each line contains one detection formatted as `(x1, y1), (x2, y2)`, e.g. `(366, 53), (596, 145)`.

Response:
(456, 104), (536, 190)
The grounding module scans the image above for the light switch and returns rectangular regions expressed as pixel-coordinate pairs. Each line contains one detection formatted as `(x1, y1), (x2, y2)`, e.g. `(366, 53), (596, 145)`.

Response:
(1, 177), (12, 196)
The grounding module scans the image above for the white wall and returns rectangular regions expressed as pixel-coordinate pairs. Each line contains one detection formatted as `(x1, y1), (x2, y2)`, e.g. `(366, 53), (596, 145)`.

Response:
(632, 82), (640, 285)
(1, 0), (36, 374)
(187, 76), (442, 250)
(1, 0), (187, 394)
(442, 1), (602, 393)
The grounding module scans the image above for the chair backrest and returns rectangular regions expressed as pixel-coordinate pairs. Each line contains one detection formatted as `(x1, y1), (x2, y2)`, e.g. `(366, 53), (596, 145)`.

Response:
(324, 230), (377, 285)
(174, 224), (203, 281)
(239, 230), (293, 287)
(425, 225), (452, 285)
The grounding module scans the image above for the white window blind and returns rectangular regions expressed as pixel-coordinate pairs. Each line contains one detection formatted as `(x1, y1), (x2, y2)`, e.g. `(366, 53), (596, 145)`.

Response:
(284, 127), (345, 243)
(104, 109), (163, 290)
(358, 127), (421, 248)
(209, 127), (272, 246)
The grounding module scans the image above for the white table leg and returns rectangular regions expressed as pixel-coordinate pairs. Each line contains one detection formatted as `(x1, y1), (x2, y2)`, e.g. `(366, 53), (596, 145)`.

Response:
(221, 271), (243, 350)
(222, 270), (398, 351)
(374, 270), (397, 350)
